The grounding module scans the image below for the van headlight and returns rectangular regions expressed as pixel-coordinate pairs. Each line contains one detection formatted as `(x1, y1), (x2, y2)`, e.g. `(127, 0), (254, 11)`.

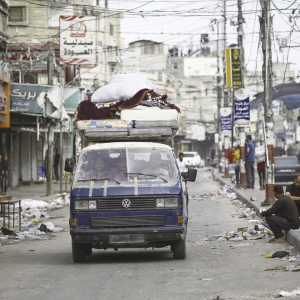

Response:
(156, 198), (165, 208)
(156, 197), (178, 208)
(89, 200), (97, 209)
(75, 200), (88, 210)
(75, 200), (97, 210)
(165, 198), (178, 208)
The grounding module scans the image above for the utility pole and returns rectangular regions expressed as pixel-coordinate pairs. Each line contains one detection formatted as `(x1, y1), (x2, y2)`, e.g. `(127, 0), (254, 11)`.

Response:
(223, 0), (228, 106)
(216, 20), (223, 173)
(260, 0), (275, 205)
(48, 43), (53, 86)
(47, 43), (54, 195)
(235, 0), (247, 188)
(222, 1), (232, 179)
(47, 124), (54, 196)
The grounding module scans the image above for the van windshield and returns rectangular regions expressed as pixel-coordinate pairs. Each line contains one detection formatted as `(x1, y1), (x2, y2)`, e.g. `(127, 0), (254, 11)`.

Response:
(75, 147), (178, 184)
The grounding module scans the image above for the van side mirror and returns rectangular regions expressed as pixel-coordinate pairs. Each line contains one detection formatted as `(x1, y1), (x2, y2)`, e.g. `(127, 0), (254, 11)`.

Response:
(65, 158), (74, 172)
(184, 168), (197, 182)
(181, 171), (188, 179)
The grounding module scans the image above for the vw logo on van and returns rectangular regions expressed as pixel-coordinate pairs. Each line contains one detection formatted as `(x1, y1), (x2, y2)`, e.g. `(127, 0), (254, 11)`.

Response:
(122, 199), (131, 208)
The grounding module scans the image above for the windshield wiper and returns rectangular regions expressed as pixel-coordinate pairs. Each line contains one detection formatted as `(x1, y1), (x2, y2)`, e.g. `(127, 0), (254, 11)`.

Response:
(125, 173), (168, 183)
(77, 178), (120, 184)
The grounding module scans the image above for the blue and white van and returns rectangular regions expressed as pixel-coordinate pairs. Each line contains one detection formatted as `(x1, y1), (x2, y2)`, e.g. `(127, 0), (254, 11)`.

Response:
(65, 141), (196, 262)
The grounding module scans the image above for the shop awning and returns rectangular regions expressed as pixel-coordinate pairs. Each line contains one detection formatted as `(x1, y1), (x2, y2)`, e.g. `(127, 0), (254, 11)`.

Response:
(251, 82), (300, 110)
(63, 88), (80, 114)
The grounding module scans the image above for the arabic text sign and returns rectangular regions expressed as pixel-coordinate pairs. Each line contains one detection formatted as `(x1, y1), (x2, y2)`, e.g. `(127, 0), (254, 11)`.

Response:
(10, 84), (58, 115)
(11, 85), (41, 114)
(234, 96), (250, 127)
(220, 107), (232, 134)
(60, 16), (96, 65)
(231, 48), (242, 87)
(225, 48), (243, 88)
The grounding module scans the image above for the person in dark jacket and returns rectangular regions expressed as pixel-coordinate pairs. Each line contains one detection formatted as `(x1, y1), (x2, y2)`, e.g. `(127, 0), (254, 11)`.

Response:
(0, 153), (9, 195)
(260, 185), (300, 243)
(53, 148), (60, 184)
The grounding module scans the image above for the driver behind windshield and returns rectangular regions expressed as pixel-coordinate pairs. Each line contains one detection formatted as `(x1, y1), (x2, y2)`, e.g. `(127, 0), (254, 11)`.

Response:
(109, 154), (128, 181)
(85, 156), (110, 179)
(142, 151), (169, 177)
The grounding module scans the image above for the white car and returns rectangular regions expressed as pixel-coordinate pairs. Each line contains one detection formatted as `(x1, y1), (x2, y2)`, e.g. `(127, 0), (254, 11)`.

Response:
(183, 152), (202, 168)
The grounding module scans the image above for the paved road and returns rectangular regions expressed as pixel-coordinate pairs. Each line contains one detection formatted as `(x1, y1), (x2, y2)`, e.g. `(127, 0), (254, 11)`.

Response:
(0, 170), (299, 299)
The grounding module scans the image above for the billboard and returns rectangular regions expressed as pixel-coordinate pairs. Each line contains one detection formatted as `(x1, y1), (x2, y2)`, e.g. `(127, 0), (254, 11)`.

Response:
(60, 16), (96, 65)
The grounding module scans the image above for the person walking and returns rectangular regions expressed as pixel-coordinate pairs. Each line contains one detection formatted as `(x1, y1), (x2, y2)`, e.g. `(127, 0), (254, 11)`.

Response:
(53, 148), (60, 184)
(233, 146), (240, 185)
(1, 153), (10, 195)
(176, 152), (190, 176)
(245, 135), (255, 189)
(0, 153), (6, 195)
(260, 185), (300, 243)
(257, 161), (266, 191)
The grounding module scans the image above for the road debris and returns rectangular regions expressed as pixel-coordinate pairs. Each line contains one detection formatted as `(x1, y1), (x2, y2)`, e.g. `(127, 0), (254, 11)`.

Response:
(278, 288), (300, 297)
(0, 193), (69, 246)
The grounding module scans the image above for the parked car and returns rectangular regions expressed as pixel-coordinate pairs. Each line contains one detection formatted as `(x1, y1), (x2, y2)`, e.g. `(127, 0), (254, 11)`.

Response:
(183, 152), (202, 168)
(274, 156), (300, 183)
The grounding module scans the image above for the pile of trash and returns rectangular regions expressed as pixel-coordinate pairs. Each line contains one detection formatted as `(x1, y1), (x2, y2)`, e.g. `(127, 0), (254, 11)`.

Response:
(277, 288), (300, 297)
(0, 220), (62, 242)
(204, 224), (274, 243)
(0, 193), (69, 243)
(191, 185), (237, 202)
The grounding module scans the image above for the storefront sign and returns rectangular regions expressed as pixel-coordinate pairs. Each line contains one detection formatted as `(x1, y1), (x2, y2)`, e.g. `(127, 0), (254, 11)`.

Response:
(234, 96), (250, 127)
(225, 48), (243, 88)
(10, 84), (68, 120)
(220, 107), (232, 135)
(60, 16), (96, 65)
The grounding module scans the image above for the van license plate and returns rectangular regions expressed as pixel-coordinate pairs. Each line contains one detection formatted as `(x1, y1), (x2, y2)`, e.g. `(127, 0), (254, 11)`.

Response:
(109, 234), (145, 244)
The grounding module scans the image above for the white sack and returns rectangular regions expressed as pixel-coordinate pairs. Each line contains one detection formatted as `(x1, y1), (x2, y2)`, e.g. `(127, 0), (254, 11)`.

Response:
(91, 73), (154, 103)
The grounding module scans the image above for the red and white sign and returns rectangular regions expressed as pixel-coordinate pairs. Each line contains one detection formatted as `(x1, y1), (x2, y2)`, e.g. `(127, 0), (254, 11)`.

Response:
(60, 16), (96, 65)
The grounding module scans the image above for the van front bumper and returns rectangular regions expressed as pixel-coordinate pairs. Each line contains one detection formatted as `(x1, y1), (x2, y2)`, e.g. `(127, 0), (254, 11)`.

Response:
(70, 226), (186, 244)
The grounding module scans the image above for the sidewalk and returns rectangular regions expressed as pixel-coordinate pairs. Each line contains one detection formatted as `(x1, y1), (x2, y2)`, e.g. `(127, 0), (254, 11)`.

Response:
(7, 182), (69, 202)
(214, 170), (300, 251)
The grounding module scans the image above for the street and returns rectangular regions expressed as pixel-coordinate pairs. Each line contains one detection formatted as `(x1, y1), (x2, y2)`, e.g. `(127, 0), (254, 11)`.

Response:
(1, 170), (300, 300)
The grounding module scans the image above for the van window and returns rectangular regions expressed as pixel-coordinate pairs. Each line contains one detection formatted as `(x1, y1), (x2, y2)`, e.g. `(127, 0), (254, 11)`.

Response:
(75, 147), (177, 184)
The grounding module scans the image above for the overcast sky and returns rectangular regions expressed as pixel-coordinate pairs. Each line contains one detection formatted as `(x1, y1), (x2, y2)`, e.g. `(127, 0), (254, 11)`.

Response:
(107, 0), (300, 76)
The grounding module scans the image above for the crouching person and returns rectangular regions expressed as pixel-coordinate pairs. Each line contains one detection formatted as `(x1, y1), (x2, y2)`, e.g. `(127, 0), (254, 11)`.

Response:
(260, 185), (300, 243)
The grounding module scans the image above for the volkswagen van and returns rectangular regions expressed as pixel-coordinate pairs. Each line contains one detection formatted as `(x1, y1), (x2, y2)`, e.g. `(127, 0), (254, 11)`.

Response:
(65, 142), (196, 262)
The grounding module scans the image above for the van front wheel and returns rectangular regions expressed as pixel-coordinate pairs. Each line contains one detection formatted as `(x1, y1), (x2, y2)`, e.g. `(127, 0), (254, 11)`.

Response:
(72, 241), (86, 262)
(173, 235), (186, 259)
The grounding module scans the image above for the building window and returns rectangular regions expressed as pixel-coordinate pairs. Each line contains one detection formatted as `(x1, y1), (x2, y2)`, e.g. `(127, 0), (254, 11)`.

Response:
(9, 6), (26, 23)
(0, 14), (7, 32)
(110, 65), (116, 74)
(24, 72), (38, 84)
(12, 71), (20, 83)
(173, 63), (178, 70)
(110, 24), (114, 36)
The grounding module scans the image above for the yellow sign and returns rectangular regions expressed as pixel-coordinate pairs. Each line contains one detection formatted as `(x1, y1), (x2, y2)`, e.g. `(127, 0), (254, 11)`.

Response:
(0, 82), (10, 128)
(225, 48), (232, 88)
(225, 48), (243, 88)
